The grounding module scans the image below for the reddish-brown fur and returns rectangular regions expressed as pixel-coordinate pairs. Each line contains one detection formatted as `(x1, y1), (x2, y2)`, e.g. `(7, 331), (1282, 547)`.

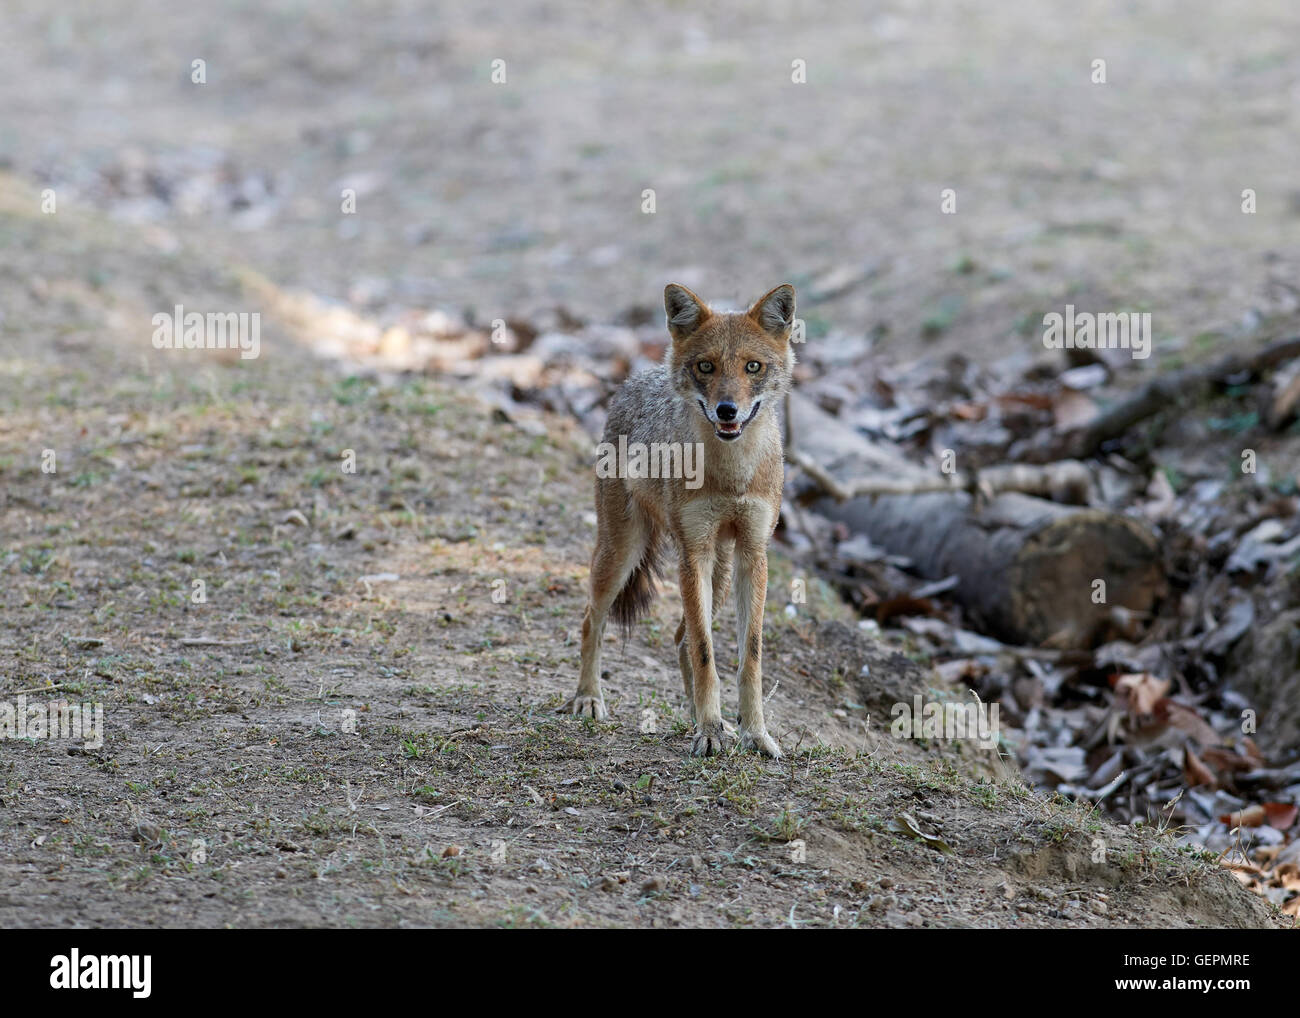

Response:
(558, 283), (795, 757)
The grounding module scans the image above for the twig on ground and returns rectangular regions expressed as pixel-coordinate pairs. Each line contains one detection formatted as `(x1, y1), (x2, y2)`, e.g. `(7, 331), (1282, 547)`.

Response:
(1060, 334), (1300, 458)
(786, 447), (1094, 504)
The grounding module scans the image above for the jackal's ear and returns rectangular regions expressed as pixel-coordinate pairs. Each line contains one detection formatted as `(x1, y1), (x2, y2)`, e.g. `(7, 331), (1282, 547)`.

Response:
(747, 284), (796, 339)
(664, 283), (711, 341)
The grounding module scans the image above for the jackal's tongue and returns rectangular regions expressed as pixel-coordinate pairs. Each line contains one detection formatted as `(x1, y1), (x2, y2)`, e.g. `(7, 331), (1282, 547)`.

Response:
(718, 421), (740, 432)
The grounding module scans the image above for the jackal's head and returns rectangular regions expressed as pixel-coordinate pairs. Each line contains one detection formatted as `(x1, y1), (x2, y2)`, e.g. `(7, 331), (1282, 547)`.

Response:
(664, 282), (796, 443)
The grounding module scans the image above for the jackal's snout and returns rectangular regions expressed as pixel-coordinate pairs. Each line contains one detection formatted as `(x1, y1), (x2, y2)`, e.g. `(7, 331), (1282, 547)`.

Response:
(704, 395), (763, 441)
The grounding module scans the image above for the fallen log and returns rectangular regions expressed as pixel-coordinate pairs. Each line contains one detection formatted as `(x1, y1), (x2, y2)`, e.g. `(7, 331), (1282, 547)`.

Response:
(819, 490), (1164, 648)
(788, 394), (1166, 649)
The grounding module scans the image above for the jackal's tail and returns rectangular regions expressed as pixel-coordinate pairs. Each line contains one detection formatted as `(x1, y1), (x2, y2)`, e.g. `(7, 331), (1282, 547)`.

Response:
(611, 539), (662, 637)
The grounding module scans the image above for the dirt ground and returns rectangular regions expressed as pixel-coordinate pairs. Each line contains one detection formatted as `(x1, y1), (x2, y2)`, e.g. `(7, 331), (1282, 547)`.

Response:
(1, 1), (1296, 927)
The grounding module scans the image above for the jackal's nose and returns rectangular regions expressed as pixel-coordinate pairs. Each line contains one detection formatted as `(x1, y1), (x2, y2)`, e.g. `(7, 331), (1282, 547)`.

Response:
(715, 401), (738, 422)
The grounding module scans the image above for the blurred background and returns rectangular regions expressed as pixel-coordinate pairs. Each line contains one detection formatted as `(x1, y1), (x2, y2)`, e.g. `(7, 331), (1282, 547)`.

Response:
(4, 0), (1299, 350)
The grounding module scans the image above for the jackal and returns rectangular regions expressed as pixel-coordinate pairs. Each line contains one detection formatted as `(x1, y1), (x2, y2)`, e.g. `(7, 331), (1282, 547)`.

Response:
(559, 283), (795, 757)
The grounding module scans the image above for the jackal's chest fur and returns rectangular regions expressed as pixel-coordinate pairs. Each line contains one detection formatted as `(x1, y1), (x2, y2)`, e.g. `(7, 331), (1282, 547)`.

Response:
(677, 489), (776, 548)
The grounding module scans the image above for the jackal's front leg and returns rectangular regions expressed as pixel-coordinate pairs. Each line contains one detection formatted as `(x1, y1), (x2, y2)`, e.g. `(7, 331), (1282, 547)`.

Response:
(734, 541), (781, 757)
(679, 548), (730, 756)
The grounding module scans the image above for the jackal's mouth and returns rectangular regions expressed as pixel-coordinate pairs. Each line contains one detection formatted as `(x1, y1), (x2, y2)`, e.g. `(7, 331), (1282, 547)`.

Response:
(702, 400), (762, 441)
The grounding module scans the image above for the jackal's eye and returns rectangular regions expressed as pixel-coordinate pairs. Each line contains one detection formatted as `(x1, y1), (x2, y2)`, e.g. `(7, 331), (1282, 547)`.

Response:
(697, 361), (714, 374)
(745, 360), (762, 373)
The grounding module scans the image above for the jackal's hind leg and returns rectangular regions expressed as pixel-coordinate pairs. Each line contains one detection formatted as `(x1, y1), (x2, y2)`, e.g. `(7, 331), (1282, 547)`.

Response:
(560, 497), (649, 721)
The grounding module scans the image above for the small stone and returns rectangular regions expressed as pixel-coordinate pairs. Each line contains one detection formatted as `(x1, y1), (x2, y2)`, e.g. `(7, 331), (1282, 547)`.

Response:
(134, 824), (163, 846)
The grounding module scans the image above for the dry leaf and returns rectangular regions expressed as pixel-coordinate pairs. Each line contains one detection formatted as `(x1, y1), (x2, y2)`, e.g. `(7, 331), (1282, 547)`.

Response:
(1262, 802), (1298, 830)
(1113, 673), (1171, 716)
(949, 401), (987, 421)
(1183, 747), (1216, 788)
(1052, 388), (1099, 432)
(1201, 747), (1255, 773)
(888, 813), (954, 855)
(1220, 805), (1266, 828)
(1156, 699), (1220, 747)
(876, 595), (937, 625)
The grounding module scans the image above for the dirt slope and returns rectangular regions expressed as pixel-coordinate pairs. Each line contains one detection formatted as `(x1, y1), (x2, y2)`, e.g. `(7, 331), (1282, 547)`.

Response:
(0, 179), (1283, 927)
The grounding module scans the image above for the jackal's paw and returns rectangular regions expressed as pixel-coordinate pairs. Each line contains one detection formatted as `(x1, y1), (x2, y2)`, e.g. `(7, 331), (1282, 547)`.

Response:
(740, 727), (782, 759)
(690, 720), (733, 757)
(689, 708), (736, 738)
(558, 694), (607, 720)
